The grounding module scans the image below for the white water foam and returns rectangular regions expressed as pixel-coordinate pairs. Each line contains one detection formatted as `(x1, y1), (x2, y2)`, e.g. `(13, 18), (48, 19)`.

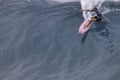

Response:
(47, 0), (120, 19)
(47, 0), (120, 3)
(81, 0), (120, 19)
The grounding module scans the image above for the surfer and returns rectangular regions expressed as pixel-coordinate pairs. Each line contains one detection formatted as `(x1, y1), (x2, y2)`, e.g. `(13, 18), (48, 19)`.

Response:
(82, 8), (102, 27)
(79, 0), (110, 34)
(82, 7), (110, 28)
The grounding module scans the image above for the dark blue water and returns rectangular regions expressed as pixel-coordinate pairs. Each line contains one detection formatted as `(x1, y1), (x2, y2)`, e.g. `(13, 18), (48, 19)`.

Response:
(0, 0), (120, 80)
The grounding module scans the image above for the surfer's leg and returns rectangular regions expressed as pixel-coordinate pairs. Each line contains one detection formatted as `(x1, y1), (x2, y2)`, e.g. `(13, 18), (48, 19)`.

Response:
(90, 16), (97, 21)
(85, 16), (96, 27)
(85, 20), (93, 27)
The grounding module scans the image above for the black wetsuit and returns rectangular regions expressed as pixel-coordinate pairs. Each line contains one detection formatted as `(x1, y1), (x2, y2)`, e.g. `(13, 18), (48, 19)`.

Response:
(94, 10), (102, 22)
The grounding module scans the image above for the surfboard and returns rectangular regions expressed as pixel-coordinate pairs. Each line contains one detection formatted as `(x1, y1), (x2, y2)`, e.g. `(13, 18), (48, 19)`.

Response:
(78, 19), (94, 34)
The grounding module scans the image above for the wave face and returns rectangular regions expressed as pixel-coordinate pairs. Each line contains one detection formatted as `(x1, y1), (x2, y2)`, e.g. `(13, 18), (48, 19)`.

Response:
(0, 0), (120, 80)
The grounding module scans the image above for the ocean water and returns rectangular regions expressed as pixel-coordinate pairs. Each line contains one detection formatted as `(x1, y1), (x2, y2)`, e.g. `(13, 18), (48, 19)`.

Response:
(0, 0), (120, 80)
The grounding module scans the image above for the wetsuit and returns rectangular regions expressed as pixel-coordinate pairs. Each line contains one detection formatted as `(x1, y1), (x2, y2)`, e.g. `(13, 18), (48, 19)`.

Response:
(94, 9), (102, 22)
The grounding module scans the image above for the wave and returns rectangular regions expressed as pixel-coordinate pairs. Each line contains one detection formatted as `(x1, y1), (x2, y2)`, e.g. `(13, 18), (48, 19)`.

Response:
(0, 0), (120, 80)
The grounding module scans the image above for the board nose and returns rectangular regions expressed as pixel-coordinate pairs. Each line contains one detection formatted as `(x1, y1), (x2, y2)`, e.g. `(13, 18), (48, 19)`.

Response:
(78, 30), (83, 34)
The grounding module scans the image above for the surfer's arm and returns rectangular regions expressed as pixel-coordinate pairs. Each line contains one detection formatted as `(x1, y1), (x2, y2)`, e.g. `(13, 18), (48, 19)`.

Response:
(81, 9), (94, 12)
(102, 15), (110, 22)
